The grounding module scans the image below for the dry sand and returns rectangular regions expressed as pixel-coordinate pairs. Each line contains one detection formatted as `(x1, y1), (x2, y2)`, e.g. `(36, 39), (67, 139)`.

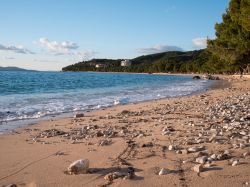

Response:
(0, 76), (249, 187)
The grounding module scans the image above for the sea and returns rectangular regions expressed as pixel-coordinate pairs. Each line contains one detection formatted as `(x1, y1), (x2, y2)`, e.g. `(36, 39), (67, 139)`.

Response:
(0, 71), (213, 132)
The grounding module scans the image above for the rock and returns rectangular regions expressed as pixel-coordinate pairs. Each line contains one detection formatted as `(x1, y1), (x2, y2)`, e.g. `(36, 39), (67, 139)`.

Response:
(217, 152), (231, 160)
(75, 113), (84, 118)
(209, 134), (217, 142)
(96, 131), (104, 137)
(68, 159), (89, 174)
(176, 150), (182, 154)
(204, 163), (211, 168)
(196, 156), (208, 164)
(194, 150), (209, 157)
(202, 74), (220, 80)
(188, 146), (204, 153)
(232, 160), (239, 166)
(192, 164), (203, 173)
(104, 172), (123, 181)
(243, 152), (249, 157)
(210, 154), (217, 160)
(99, 139), (112, 146)
(142, 142), (153, 147)
(192, 76), (201, 80)
(126, 167), (135, 179)
(104, 167), (135, 181)
(168, 145), (176, 151)
(181, 149), (188, 154)
(240, 143), (246, 149)
(158, 168), (169, 175)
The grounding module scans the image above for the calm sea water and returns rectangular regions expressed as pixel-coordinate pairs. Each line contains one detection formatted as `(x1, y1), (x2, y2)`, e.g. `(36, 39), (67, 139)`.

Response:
(0, 71), (212, 132)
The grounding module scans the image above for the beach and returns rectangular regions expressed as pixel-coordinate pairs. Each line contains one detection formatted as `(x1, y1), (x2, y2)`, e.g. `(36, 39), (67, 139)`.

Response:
(0, 75), (249, 187)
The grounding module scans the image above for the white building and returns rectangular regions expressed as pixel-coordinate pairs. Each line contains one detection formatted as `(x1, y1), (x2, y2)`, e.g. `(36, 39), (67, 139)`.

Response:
(121, 59), (131, 67)
(95, 64), (105, 68)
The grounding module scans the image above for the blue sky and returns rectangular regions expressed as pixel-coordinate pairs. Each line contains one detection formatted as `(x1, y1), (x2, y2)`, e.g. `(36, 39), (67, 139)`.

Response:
(0, 0), (229, 70)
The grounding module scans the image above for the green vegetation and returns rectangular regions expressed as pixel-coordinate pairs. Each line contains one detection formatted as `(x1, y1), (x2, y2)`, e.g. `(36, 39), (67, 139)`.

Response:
(207, 0), (250, 73)
(63, 0), (249, 74)
(62, 50), (238, 73)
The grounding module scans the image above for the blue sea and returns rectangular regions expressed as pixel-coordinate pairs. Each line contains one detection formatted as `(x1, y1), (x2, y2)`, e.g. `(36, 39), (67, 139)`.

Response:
(0, 71), (212, 132)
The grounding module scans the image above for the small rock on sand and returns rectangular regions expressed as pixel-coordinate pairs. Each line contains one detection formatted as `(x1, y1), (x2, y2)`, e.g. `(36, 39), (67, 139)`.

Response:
(68, 159), (89, 174)
(159, 168), (169, 175)
(196, 156), (208, 164)
(193, 164), (203, 173)
(232, 160), (239, 166)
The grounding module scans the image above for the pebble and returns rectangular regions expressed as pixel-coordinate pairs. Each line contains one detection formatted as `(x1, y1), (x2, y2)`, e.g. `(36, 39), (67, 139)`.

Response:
(192, 164), (203, 173)
(168, 145), (175, 151)
(232, 160), (239, 166)
(196, 156), (208, 164)
(243, 152), (249, 157)
(159, 168), (169, 175)
(68, 159), (89, 174)
(181, 149), (188, 154)
(188, 146), (204, 153)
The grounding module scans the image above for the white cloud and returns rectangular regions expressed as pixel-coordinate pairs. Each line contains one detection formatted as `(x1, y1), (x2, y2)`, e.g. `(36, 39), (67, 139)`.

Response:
(192, 37), (207, 49)
(137, 44), (183, 55)
(0, 43), (35, 54)
(76, 50), (97, 60)
(36, 37), (97, 61)
(38, 37), (79, 54)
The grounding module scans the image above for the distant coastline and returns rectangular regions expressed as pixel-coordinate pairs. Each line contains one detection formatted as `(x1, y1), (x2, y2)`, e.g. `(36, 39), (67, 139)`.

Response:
(0, 66), (37, 71)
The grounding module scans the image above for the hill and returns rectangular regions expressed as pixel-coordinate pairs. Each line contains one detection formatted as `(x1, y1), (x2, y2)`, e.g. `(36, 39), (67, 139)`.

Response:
(62, 49), (237, 73)
(0, 66), (35, 71)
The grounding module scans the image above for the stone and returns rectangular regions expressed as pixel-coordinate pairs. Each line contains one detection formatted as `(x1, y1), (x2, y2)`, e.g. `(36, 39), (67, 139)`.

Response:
(209, 134), (217, 142)
(196, 156), (208, 164)
(176, 150), (182, 154)
(243, 152), (249, 157)
(188, 146), (204, 153)
(210, 154), (217, 160)
(192, 76), (201, 80)
(99, 139), (112, 146)
(127, 167), (135, 179)
(232, 160), (239, 166)
(192, 164), (203, 173)
(104, 172), (123, 181)
(159, 168), (169, 175)
(168, 145), (175, 151)
(181, 149), (188, 154)
(96, 131), (104, 137)
(240, 143), (246, 149)
(75, 113), (84, 118)
(68, 159), (89, 174)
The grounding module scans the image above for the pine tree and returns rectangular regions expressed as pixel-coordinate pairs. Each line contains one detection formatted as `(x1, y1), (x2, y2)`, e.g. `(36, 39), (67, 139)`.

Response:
(207, 0), (250, 73)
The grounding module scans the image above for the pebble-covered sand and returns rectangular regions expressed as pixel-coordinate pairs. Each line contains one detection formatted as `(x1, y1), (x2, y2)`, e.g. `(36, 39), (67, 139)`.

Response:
(0, 76), (249, 187)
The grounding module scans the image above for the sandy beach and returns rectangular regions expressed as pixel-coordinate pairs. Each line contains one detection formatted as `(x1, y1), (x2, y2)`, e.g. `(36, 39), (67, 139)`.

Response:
(0, 75), (249, 187)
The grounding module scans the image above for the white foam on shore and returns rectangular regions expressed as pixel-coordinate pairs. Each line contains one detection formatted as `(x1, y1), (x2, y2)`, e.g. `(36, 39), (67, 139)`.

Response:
(0, 79), (212, 132)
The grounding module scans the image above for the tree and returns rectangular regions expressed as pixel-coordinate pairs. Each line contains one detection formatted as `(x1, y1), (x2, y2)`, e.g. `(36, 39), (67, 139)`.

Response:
(207, 0), (250, 73)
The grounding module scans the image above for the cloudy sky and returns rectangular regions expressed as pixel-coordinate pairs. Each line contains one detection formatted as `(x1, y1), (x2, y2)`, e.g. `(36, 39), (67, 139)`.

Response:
(0, 0), (229, 71)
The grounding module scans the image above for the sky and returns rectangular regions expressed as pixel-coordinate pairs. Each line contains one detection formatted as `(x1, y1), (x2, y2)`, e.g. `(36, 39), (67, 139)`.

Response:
(0, 0), (230, 71)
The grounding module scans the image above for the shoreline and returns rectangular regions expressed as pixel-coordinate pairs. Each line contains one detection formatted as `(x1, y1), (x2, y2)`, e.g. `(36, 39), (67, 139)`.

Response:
(0, 76), (223, 135)
(0, 75), (249, 187)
